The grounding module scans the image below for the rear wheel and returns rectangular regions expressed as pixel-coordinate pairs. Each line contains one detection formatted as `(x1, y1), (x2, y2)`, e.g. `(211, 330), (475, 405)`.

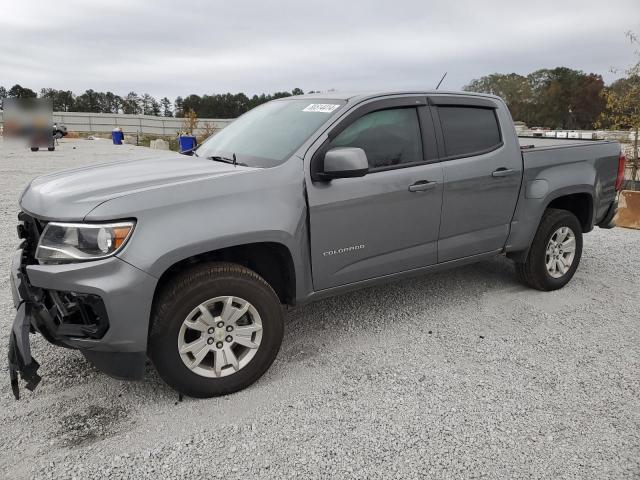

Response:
(515, 208), (583, 291)
(149, 262), (284, 398)
(30, 147), (39, 152)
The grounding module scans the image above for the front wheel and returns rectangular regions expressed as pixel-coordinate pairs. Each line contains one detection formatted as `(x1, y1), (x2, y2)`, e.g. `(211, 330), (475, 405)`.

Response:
(149, 262), (284, 398)
(515, 208), (583, 291)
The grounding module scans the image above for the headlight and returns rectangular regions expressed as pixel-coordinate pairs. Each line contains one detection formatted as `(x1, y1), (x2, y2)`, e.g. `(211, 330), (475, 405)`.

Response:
(35, 221), (135, 263)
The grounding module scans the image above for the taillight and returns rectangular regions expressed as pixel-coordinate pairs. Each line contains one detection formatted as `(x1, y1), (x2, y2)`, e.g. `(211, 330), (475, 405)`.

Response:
(615, 152), (626, 191)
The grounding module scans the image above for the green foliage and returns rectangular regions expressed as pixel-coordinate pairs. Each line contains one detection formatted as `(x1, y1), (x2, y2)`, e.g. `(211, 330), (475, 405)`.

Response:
(7, 84), (37, 98)
(599, 30), (640, 183)
(160, 97), (173, 117)
(464, 68), (605, 129)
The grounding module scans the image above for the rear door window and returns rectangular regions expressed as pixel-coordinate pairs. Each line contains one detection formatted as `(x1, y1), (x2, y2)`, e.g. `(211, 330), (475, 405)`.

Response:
(437, 107), (501, 157)
(328, 108), (423, 169)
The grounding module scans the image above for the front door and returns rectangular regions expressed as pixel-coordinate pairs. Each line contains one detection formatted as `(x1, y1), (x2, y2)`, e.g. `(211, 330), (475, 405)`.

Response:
(306, 97), (444, 290)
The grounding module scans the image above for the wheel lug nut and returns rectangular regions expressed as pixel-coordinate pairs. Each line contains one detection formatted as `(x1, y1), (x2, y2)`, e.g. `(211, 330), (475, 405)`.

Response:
(216, 342), (223, 349)
(208, 328), (215, 334)
(217, 321), (224, 328)
(207, 338), (214, 345)
(225, 336), (233, 343)
(226, 326), (233, 332)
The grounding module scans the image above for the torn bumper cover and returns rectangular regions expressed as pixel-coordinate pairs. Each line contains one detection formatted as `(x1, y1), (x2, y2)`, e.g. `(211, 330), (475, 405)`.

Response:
(8, 213), (157, 399)
(8, 248), (42, 399)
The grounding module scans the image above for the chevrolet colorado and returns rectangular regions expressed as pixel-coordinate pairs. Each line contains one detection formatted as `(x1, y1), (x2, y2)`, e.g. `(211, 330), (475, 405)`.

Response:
(8, 91), (625, 398)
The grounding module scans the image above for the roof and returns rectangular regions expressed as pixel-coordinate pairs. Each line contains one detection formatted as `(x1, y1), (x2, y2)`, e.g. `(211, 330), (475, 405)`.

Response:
(287, 90), (502, 103)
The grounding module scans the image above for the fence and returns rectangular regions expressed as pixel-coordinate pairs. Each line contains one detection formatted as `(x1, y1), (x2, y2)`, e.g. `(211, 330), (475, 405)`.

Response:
(0, 111), (234, 136)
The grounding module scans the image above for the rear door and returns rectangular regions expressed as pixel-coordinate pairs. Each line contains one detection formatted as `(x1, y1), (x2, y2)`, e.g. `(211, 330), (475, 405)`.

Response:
(306, 96), (444, 290)
(429, 95), (522, 262)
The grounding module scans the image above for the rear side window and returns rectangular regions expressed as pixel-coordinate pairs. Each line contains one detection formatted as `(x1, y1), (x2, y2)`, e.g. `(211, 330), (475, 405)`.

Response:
(437, 106), (501, 157)
(329, 108), (423, 169)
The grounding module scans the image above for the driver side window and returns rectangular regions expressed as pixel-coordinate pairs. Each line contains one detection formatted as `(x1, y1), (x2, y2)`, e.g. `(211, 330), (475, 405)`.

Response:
(328, 107), (423, 169)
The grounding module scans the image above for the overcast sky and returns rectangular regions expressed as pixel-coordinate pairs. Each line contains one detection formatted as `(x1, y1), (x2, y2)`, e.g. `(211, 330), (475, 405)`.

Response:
(1, 0), (638, 99)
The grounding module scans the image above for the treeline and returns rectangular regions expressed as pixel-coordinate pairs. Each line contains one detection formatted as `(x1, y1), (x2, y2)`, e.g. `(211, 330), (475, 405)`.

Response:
(0, 84), (309, 118)
(1, 68), (635, 129)
(464, 67), (621, 130)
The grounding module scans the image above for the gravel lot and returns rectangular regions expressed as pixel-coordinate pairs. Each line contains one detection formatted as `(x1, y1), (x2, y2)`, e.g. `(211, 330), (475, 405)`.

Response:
(0, 138), (639, 479)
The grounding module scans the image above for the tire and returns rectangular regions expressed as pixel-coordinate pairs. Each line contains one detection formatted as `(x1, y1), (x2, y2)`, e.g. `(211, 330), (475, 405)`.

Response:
(515, 208), (583, 291)
(149, 262), (284, 398)
(30, 147), (39, 152)
(48, 146), (55, 151)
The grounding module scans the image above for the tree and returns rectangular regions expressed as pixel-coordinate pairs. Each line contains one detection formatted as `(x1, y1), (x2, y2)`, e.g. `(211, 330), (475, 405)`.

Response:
(150, 97), (161, 116)
(40, 88), (76, 112)
(160, 97), (173, 117)
(181, 108), (198, 134)
(140, 93), (159, 115)
(174, 96), (184, 117)
(291, 88), (304, 96)
(600, 31), (640, 186)
(465, 69), (604, 129)
(74, 89), (101, 112)
(7, 84), (37, 98)
(464, 73), (533, 124)
(122, 92), (141, 114)
(0, 86), (7, 99)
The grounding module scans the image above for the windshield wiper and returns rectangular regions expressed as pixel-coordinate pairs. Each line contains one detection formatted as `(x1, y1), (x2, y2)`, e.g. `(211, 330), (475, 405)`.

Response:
(207, 153), (246, 167)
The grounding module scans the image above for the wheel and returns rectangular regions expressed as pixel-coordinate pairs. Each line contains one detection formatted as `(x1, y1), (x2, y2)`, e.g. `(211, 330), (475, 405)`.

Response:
(149, 262), (284, 398)
(515, 208), (583, 291)
(30, 147), (39, 152)
(48, 146), (55, 151)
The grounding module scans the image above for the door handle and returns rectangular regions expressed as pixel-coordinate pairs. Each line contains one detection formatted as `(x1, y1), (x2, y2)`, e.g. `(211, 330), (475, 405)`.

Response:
(492, 168), (516, 177)
(408, 180), (437, 192)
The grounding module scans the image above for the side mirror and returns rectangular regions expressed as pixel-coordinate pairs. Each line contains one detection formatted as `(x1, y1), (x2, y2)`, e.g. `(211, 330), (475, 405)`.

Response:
(321, 147), (369, 180)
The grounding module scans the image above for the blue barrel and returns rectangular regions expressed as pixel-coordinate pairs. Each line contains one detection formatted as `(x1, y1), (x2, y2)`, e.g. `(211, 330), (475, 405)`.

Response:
(112, 130), (124, 145)
(179, 135), (197, 153)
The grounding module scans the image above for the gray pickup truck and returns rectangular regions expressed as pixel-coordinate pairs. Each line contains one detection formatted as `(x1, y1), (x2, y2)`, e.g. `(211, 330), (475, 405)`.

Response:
(8, 91), (625, 398)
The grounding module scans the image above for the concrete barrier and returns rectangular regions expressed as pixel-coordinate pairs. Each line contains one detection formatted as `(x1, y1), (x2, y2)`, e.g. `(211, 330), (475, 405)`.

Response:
(615, 190), (640, 230)
(150, 138), (170, 150)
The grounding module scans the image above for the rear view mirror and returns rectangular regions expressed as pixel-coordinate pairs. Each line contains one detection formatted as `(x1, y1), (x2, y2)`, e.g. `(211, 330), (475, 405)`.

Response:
(321, 147), (369, 180)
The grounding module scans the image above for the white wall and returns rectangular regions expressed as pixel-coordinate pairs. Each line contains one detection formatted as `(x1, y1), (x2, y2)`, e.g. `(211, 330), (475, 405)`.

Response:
(0, 111), (234, 136)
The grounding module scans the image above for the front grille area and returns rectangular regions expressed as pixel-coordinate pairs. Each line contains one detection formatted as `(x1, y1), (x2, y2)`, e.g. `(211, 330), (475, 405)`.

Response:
(16, 211), (45, 265)
(15, 212), (110, 342)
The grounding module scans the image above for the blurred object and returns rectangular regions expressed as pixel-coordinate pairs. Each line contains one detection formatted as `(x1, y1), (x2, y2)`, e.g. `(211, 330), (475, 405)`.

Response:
(111, 127), (124, 145)
(53, 123), (67, 139)
(2, 98), (54, 151)
(178, 134), (197, 153)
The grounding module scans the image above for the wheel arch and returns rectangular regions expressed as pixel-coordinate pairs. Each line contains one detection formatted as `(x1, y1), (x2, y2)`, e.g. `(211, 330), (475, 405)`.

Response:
(152, 241), (297, 308)
(507, 188), (593, 263)
(546, 191), (594, 233)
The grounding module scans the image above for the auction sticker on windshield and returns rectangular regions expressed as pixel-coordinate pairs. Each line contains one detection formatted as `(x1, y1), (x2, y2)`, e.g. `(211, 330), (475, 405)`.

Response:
(302, 104), (341, 113)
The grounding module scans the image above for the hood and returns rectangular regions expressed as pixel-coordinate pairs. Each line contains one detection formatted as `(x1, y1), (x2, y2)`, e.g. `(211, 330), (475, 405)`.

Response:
(20, 153), (257, 220)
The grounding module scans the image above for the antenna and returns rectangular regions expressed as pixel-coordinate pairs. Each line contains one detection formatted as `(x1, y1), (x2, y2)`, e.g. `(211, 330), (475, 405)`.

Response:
(435, 72), (448, 90)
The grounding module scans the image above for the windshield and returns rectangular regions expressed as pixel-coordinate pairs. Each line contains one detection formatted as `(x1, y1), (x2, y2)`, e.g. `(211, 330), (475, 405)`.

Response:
(196, 99), (345, 167)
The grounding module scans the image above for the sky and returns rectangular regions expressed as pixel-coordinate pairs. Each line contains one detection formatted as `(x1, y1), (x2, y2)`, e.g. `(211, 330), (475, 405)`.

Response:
(1, 0), (638, 99)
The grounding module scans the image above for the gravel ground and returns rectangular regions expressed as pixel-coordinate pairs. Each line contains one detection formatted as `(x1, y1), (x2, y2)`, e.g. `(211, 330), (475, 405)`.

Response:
(0, 138), (639, 479)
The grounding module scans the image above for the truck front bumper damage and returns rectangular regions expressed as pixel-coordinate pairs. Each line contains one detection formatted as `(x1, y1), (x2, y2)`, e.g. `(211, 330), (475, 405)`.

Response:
(8, 242), (157, 399)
